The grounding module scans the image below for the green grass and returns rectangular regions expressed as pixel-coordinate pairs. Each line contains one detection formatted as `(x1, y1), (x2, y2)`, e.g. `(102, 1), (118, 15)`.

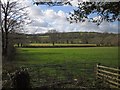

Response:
(29, 43), (97, 46)
(16, 47), (118, 67)
(22, 43), (97, 47)
(14, 47), (119, 87)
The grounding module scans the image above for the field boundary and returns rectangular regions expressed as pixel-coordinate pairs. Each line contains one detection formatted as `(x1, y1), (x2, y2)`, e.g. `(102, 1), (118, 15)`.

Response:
(96, 63), (120, 88)
(19, 45), (97, 48)
(15, 43), (98, 48)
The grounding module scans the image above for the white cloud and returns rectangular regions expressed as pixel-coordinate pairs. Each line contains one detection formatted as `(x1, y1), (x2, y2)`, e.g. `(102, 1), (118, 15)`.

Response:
(69, 0), (79, 7)
(99, 21), (118, 33)
(57, 10), (66, 18)
(21, 0), (118, 34)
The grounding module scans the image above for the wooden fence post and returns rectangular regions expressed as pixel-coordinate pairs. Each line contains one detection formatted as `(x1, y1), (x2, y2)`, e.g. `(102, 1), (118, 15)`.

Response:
(95, 64), (120, 88)
(118, 67), (120, 88)
(96, 63), (101, 79)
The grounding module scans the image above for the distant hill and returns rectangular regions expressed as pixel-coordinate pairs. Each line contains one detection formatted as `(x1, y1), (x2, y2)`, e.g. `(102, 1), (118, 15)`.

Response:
(14, 32), (119, 47)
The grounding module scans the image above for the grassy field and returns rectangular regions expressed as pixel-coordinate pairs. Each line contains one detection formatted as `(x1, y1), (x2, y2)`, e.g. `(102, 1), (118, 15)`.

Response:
(16, 47), (118, 67)
(27, 43), (97, 46)
(14, 47), (119, 87)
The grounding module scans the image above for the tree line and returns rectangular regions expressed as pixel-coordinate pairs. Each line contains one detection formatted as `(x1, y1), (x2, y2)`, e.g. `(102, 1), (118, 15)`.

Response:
(15, 31), (119, 47)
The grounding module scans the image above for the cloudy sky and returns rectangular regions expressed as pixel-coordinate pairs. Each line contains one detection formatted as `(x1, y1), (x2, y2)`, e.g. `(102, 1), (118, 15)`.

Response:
(20, 0), (119, 34)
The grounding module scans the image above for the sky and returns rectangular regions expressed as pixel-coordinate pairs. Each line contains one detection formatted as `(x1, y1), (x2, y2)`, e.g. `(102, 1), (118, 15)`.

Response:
(1, 0), (119, 34)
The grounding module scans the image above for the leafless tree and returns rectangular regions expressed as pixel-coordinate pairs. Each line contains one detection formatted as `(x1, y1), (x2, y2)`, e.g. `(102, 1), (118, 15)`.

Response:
(1, 0), (30, 59)
(81, 32), (90, 44)
(0, 1), (2, 88)
(47, 29), (58, 46)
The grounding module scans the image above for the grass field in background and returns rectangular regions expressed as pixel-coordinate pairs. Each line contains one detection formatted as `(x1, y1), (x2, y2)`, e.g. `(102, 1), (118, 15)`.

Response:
(20, 43), (97, 47)
(16, 47), (118, 67)
(28, 43), (97, 46)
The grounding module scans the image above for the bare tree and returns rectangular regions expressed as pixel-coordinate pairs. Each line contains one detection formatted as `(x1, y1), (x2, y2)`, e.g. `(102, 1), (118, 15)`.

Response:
(1, 0), (30, 59)
(47, 29), (58, 46)
(0, 1), (2, 89)
(81, 32), (90, 44)
(98, 32), (108, 46)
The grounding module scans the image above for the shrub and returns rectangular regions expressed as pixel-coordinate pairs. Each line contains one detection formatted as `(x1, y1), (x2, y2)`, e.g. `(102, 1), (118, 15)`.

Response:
(10, 67), (31, 89)
(2, 67), (31, 89)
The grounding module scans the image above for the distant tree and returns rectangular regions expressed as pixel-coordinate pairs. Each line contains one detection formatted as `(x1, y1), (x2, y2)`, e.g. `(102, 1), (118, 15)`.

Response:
(98, 32), (108, 46)
(47, 29), (58, 46)
(88, 32), (118, 46)
(110, 34), (119, 46)
(1, 0), (30, 60)
(81, 32), (90, 44)
(12, 33), (28, 47)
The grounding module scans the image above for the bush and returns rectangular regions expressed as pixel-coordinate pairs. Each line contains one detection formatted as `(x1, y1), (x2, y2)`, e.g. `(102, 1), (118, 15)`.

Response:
(2, 67), (31, 90)
(11, 68), (31, 89)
